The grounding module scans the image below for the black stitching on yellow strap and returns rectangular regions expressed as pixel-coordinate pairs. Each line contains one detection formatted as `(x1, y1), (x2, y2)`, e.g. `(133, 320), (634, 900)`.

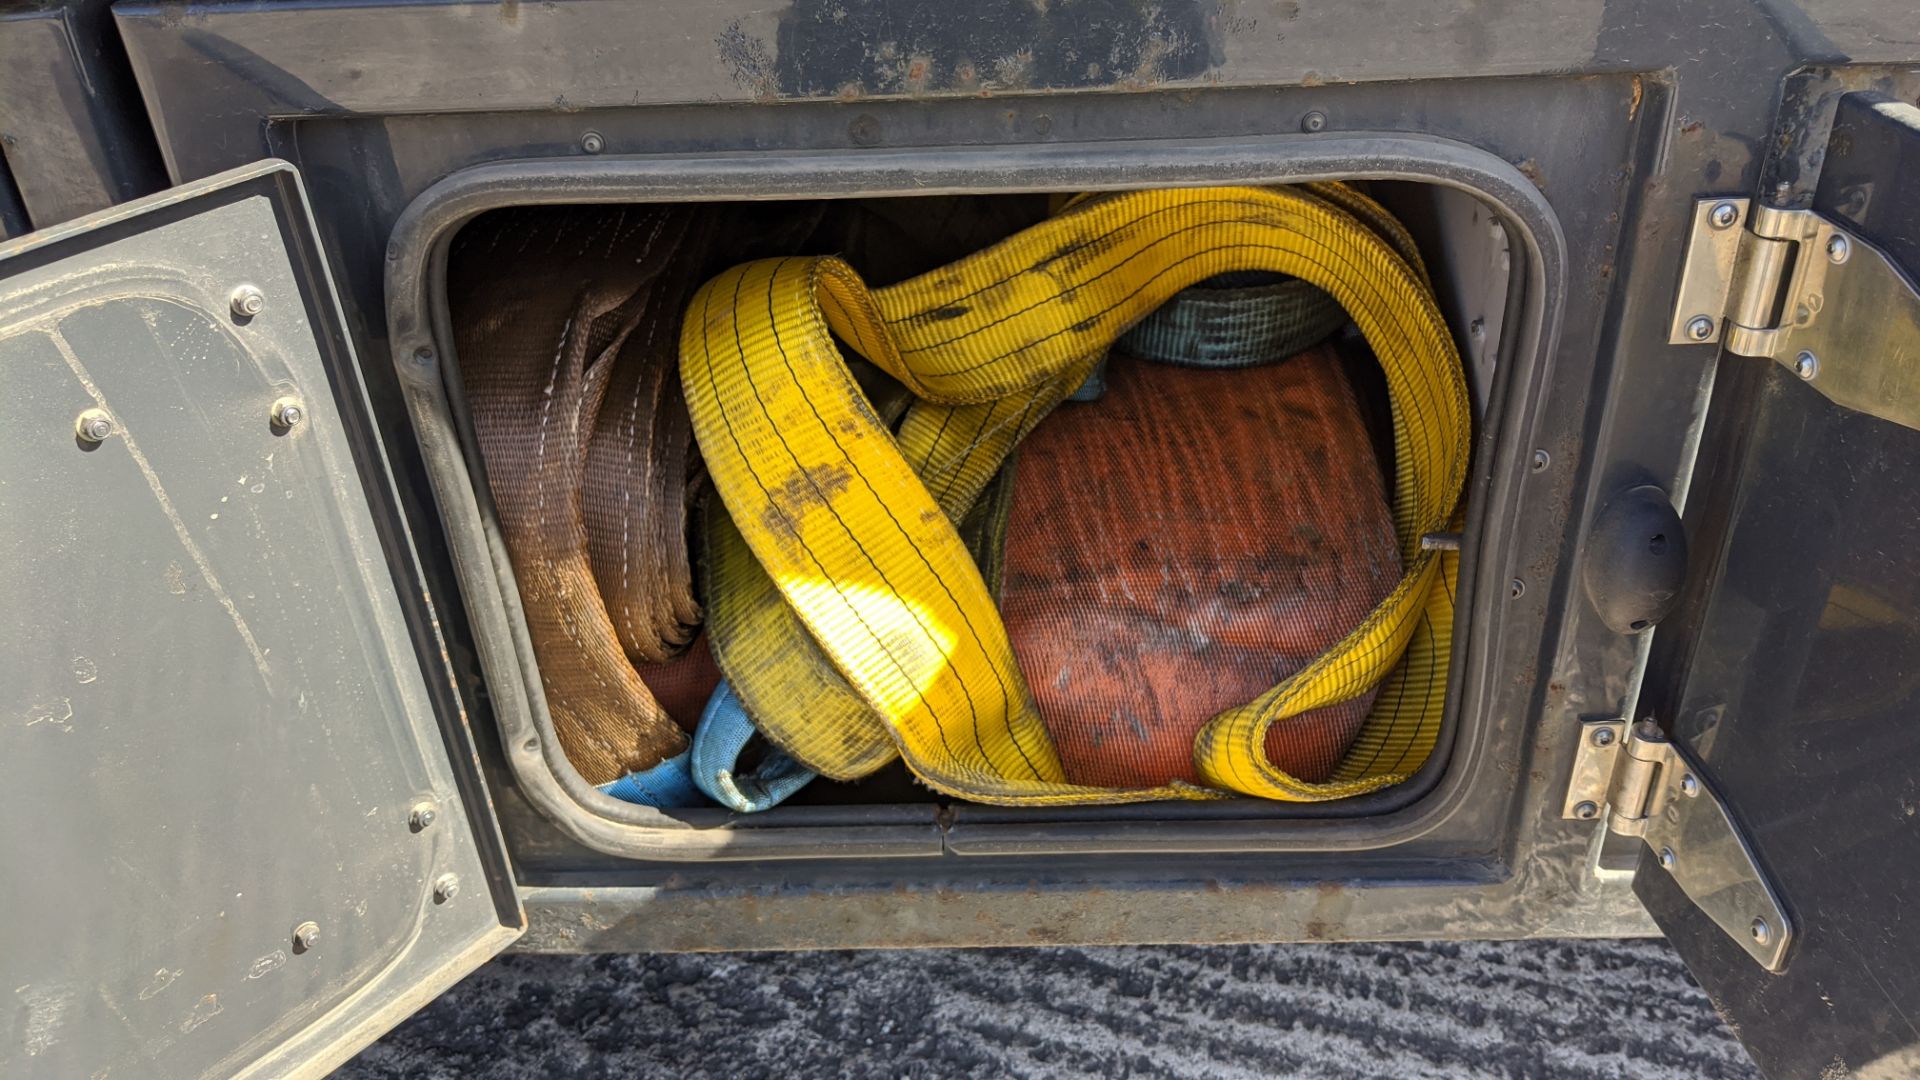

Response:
(683, 186), (1468, 804)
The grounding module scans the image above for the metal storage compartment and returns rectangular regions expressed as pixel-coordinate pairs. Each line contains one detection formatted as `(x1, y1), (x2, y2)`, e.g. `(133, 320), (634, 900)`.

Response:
(90, 14), (1675, 953)
(391, 152), (1533, 862)
(97, 17), (1676, 952)
(10, 4), (1920, 1076)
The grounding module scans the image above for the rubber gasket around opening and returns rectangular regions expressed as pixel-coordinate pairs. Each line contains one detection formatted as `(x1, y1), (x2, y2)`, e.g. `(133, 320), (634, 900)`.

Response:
(383, 134), (1565, 861)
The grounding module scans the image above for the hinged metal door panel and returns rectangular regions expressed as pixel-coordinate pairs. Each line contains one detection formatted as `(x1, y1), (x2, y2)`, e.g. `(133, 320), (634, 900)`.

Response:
(0, 161), (520, 1079)
(1646, 92), (1920, 1078)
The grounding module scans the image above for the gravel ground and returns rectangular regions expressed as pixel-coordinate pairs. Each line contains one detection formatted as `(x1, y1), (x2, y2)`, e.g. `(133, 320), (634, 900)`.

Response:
(342, 938), (1758, 1079)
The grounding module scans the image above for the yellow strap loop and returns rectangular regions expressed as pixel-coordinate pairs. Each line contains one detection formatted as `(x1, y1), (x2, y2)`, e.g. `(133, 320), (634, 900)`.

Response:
(681, 186), (1469, 804)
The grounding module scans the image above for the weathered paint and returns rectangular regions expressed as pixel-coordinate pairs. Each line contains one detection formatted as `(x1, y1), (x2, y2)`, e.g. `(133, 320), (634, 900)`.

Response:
(721, 0), (1218, 100)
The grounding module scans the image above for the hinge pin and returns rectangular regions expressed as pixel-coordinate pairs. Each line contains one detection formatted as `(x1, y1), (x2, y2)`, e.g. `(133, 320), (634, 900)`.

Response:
(1670, 195), (1920, 434)
(1563, 715), (1791, 971)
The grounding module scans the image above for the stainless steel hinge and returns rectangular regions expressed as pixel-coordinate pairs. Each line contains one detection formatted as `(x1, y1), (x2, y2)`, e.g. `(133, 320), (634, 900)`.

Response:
(1562, 719), (1791, 971)
(1669, 196), (1920, 433)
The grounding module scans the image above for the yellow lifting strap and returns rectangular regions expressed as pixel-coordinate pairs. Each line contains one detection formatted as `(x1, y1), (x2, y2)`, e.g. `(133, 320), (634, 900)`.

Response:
(680, 185), (1469, 804)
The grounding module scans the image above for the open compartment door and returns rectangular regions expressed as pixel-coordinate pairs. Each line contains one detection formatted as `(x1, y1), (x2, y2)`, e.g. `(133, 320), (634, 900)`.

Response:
(0, 162), (520, 1078)
(1638, 93), (1920, 1077)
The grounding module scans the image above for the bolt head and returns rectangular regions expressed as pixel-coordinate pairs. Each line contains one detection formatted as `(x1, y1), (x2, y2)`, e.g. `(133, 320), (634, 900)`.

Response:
(272, 400), (304, 428)
(847, 114), (883, 146)
(1709, 202), (1740, 229)
(77, 410), (114, 442)
(1826, 234), (1850, 264)
(1794, 350), (1820, 380)
(1659, 846), (1677, 870)
(1531, 448), (1551, 472)
(409, 803), (438, 832)
(1686, 315), (1716, 341)
(1572, 800), (1600, 820)
(1750, 917), (1773, 945)
(432, 873), (460, 904)
(1680, 773), (1701, 798)
(229, 284), (265, 319)
(1509, 578), (1526, 599)
(580, 131), (605, 154)
(292, 920), (320, 951)
(1301, 111), (1328, 133)
(1590, 727), (1617, 748)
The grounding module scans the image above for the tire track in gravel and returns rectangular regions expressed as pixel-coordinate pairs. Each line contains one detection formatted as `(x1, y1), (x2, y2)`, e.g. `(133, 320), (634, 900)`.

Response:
(341, 939), (1759, 1079)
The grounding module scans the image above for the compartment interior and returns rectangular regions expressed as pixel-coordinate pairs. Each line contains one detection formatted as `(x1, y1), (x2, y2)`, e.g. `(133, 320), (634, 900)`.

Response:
(439, 179), (1511, 827)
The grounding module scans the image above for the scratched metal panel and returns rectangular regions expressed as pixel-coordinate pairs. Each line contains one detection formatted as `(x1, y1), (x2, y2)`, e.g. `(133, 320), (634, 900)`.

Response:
(0, 163), (517, 1079)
